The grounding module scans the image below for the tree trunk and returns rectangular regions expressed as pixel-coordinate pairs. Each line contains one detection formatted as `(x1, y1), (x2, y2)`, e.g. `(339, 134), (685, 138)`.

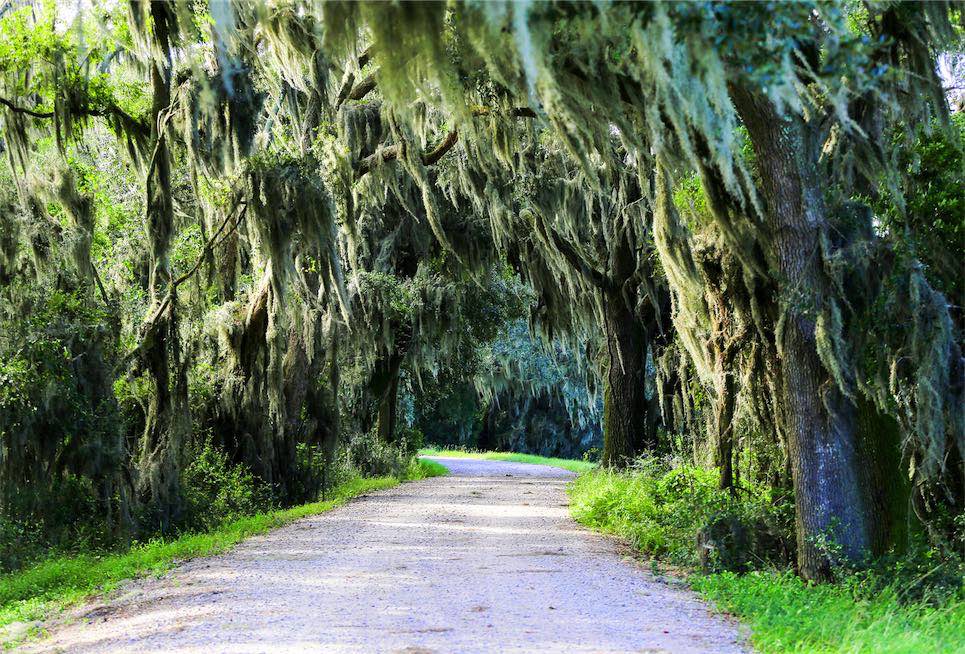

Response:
(714, 352), (737, 492)
(733, 88), (872, 580)
(854, 398), (913, 555)
(136, 3), (187, 531)
(600, 231), (655, 468)
(375, 373), (400, 443)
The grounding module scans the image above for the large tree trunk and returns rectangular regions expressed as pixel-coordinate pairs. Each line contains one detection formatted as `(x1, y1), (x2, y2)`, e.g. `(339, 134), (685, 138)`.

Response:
(854, 398), (913, 555)
(368, 323), (411, 443)
(734, 88), (872, 580)
(600, 230), (655, 468)
(136, 3), (187, 531)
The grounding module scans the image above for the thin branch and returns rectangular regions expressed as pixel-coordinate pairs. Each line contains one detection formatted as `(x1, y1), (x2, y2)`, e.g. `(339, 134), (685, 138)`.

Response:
(171, 203), (247, 289)
(90, 261), (114, 310)
(470, 106), (537, 118)
(140, 202), (247, 334)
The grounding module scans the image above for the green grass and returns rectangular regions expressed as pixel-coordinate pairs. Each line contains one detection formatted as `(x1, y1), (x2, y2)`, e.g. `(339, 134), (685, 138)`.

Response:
(693, 572), (965, 654)
(568, 464), (964, 654)
(411, 457), (449, 478)
(419, 447), (596, 473)
(0, 461), (444, 642)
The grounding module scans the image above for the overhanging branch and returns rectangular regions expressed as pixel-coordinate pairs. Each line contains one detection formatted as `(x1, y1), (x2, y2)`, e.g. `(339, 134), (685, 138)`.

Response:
(353, 106), (537, 180)
(0, 94), (149, 138)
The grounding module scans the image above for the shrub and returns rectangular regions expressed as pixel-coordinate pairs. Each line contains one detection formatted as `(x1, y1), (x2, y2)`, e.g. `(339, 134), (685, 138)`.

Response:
(0, 474), (113, 572)
(178, 443), (274, 533)
(344, 431), (412, 478)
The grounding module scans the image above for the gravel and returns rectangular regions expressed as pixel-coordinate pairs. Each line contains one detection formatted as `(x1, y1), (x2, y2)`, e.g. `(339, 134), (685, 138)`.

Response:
(23, 456), (748, 653)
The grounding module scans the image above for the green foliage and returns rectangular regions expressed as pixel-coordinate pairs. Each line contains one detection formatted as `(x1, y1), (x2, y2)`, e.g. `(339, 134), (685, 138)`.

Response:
(0, 285), (122, 570)
(178, 443), (275, 533)
(877, 113), (965, 304)
(569, 458), (792, 567)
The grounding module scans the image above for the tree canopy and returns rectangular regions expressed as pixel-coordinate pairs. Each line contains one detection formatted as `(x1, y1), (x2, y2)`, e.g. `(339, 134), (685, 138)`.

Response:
(0, 0), (961, 582)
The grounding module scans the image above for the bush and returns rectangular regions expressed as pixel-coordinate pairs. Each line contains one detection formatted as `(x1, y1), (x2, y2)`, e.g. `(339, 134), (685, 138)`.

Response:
(179, 443), (274, 533)
(344, 431), (413, 478)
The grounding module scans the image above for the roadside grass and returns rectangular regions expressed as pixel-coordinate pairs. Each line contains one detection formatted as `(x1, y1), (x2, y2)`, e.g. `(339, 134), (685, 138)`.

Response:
(419, 446), (596, 474)
(0, 459), (442, 642)
(692, 571), (965, 654)
(411, 457), (449, 478)
(569, 465), (964, 654)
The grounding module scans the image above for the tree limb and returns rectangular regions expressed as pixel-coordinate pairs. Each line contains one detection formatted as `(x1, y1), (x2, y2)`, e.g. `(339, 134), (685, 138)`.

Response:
(353, 106), (536, 180)
(334, 46), (374, 110)
(347, 72), (377, 103)
(138, 202), (248, 342)
(0, 94), (149, 138)
(0, 96), (54, 118)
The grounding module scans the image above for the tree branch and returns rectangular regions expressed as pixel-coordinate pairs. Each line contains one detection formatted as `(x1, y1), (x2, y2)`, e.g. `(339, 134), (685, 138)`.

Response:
(335, 46), (374, 109)
(0, 96), (54, 118)
(0, 94), (149, 139)
(347, 72), (377, 103)
(422, 129), (458, 166)
(537, 216), (610, 290)
(353, 106), (536, 180)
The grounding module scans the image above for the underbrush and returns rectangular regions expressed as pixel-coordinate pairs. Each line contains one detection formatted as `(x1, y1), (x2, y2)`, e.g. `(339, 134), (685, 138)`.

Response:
(179, 445), (277, 533)
(419, 446), (596, 473)
(569, 459), (964, 654)
(569, 459), (792, 569)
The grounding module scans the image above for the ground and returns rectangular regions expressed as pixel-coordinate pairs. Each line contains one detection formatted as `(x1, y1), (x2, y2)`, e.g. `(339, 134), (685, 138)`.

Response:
(23, 457), (747, 653)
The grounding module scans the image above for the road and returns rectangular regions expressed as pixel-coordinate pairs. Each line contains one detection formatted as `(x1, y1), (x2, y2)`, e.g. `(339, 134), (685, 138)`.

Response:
(24, 457), (746, 653)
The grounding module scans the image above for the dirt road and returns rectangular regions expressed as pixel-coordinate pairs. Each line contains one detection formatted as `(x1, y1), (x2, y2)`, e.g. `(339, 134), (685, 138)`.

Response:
(24, 457), (747, 653)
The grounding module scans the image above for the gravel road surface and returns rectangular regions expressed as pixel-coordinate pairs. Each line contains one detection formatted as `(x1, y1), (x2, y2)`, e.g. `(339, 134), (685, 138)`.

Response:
(23, 456), (747, 653)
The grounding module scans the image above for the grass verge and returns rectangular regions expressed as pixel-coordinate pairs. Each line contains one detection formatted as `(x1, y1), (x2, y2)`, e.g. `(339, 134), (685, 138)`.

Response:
(0, 459), (443, 642)
(569, 465), (964, 654)
(692, 571), (964, 654)
(419, 447), (595, 473)
(412, 457), (450, 478)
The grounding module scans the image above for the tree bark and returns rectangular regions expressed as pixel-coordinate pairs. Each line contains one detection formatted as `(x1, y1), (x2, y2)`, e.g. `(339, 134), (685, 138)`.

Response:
(375, 374), (400, 443)
(713, 351), (738, 492)
(854, 398), (913, 555)
(600, 229), (655, 468)
(733, 87), (872, 580)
